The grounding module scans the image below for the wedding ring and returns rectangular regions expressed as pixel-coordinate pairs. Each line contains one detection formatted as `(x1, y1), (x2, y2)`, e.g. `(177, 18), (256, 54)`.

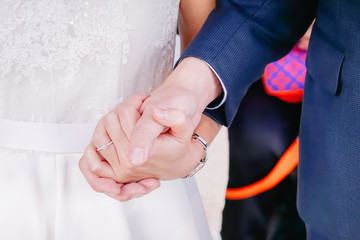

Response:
(96, 141), (113, 152)
(184, 134), (208, 178)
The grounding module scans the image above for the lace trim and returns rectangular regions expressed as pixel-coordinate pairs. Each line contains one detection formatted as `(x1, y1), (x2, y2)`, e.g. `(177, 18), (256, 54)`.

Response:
(0, 0), (133, 87)
(154, 0), (180, 83)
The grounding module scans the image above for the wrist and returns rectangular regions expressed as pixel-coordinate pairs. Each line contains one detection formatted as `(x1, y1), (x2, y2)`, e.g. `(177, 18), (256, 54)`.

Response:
(170, 57), (223, 111)
(145, 57), (222, 128)
(184, 133), (208, 178)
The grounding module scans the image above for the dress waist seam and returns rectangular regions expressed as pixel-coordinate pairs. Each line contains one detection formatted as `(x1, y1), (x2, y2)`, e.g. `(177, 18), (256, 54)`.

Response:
(0, 119), (96, 153)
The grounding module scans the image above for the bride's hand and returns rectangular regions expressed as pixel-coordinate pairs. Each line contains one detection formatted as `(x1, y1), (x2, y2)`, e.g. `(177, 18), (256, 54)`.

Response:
(79, 94), (161, 201)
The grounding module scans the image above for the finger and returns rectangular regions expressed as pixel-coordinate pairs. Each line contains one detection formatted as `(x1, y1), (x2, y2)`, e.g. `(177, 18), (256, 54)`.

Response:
(92, 118), (118, 162)
(108, 178), (161, 202)
(127, 94), (149, 111)
(79, 160), (123, 195)
(80, 144), (118, 179)
(92, 116), (126, 180)
(129, 109), (164, 166)
(102, 94), (148, 169)
(117, 94), (149, 139)
(102, 112), (150, 184)
(152, 108), (193, 141)
(100, 111), (128, 167)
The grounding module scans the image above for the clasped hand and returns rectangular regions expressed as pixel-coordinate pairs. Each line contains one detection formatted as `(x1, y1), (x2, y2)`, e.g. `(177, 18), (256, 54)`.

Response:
(79, 94), (204, 201)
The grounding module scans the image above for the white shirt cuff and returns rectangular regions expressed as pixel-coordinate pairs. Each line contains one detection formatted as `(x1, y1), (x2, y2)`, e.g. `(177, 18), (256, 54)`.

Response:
(202, 61), (227, 110)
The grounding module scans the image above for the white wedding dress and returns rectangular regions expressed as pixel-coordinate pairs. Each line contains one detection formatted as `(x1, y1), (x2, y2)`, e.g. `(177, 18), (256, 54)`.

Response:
(0, 1), (211, 239)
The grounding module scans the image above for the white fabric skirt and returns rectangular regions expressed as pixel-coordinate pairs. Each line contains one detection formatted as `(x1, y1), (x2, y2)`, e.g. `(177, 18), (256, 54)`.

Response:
(0, 120), (211, 240)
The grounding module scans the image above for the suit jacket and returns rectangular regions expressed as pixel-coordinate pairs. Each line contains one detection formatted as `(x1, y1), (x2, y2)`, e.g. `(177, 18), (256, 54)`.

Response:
(180, 0), (360, 239)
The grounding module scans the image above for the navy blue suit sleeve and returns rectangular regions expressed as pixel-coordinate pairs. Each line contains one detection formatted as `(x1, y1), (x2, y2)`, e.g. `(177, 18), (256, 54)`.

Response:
(178, 0), (317, 126)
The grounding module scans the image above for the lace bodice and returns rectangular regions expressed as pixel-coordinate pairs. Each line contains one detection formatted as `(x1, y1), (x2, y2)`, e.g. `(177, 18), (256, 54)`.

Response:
(0, 0), (180, 123)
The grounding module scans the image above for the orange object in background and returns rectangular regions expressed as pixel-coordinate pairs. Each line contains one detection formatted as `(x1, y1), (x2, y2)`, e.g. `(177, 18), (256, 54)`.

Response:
(226, 137), (299, 200)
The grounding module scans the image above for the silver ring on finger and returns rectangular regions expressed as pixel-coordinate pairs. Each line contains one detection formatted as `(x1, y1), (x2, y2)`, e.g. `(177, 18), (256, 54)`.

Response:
(96, 141), (113, 152)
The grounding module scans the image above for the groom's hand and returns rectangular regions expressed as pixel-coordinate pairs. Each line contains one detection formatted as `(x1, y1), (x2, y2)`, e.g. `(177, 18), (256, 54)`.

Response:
(128, 57), (223, 166)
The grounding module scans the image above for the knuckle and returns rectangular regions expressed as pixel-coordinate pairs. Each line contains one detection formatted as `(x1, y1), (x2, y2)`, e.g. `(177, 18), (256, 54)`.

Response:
(91, 134), (101, 146)
(172, 110), (186, 125)
(89, 162), (101, 174)
(104, 112), (118, 125)
(132, 93), (144, 100)
(127, 94), (138, 103)
(116, 106), (128, 118)
(84, 145), (94, 156)
(127, 94), (144, 105)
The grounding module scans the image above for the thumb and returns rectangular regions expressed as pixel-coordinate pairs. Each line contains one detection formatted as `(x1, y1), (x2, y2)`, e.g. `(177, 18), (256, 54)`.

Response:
(152, 108), (193, 140)
(129, 108), (164, 166)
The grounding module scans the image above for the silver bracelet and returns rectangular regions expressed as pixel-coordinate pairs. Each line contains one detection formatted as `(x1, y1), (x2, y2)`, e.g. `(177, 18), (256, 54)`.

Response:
(184, 133), (208, 178)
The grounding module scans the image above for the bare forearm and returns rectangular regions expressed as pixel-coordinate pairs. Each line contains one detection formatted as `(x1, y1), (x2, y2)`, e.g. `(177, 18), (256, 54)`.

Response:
(178, 0), (216, 52)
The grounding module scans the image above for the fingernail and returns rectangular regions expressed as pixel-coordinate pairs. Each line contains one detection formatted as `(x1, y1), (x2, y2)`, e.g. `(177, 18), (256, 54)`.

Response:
(130, 147), (145, 165)
(153, 108), (168, 121)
